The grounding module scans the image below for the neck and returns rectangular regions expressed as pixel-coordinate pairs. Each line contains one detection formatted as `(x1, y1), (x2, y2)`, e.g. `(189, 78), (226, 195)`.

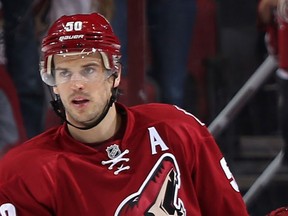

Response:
(67, 103), (121, 144)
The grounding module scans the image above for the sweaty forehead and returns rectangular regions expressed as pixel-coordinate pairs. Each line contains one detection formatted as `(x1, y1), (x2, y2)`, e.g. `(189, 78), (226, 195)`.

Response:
(53, 51), (103, 66)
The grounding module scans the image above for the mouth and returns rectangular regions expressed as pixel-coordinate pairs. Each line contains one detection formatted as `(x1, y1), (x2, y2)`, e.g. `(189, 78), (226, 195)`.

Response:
(71, 97), (90, 108)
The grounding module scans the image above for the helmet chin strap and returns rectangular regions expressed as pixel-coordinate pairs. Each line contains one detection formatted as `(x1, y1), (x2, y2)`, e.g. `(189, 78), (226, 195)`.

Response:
(50, 75), (118, 130)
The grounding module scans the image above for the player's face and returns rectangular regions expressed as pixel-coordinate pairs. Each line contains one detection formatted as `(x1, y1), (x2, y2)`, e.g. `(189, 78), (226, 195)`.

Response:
(52, 52), (116, 127)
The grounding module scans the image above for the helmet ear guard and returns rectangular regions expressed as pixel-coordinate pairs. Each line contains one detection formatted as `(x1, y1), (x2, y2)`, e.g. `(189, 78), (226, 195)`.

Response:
(40, 55), (55, 86)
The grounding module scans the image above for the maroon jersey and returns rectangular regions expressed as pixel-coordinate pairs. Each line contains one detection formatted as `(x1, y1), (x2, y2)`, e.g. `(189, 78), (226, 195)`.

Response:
(0, 103), (248, 215)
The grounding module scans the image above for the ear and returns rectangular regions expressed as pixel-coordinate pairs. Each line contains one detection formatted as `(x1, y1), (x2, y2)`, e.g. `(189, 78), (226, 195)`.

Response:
(113, 63), (121, 88)
(53, 86), (59, 95)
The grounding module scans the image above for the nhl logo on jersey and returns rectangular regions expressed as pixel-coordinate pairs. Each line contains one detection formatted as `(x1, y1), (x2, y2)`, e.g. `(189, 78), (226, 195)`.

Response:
(106, 144), (121, 159)
(102, 144), (130, 175)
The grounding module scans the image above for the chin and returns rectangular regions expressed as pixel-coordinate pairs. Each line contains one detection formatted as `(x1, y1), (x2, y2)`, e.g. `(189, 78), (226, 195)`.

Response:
(68, 112), (99, 125)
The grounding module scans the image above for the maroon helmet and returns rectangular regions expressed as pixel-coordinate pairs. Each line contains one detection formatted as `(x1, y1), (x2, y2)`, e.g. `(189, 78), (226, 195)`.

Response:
(40, 13), (121, 86)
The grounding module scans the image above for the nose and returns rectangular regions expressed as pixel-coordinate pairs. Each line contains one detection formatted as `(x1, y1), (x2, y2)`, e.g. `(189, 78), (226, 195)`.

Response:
(70, 79), (85, 90)
(69, 72), (87, 90)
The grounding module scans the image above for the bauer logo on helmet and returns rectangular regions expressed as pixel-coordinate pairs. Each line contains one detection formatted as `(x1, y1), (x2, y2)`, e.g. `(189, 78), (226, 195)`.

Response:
(59, 35), (84, 42)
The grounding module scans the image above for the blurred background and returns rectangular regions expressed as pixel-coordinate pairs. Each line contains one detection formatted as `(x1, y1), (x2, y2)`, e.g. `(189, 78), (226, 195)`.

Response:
(0, 0), (287, 215)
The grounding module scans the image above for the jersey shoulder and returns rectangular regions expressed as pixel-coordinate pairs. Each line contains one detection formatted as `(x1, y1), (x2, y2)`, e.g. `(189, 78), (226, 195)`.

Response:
(129, 103), (205, 127)
(0, 126), (62, 178)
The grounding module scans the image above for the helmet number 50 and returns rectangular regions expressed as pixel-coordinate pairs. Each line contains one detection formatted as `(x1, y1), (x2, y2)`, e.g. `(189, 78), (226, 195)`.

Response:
(64, 21), (83, 32)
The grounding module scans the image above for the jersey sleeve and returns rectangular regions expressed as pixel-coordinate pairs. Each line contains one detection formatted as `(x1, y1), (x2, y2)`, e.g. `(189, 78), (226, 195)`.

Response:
(159, 104), (249, 215)
(0, 176), (53, 216)
(192, 133), (249, 215)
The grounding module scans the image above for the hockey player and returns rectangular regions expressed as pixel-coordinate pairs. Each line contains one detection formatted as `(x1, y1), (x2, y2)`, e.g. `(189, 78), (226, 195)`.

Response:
(0, 13), (249, 215)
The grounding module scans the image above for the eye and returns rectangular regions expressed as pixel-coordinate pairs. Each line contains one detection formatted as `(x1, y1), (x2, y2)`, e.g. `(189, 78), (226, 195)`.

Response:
(82, 67), (96, 75)
(57, 69), (71, 78)
(81, 65), (102, 79)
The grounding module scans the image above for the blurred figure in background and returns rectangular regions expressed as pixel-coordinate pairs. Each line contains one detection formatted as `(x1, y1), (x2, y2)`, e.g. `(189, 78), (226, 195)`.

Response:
(147, 0), (197, 108)
(0, 67), (26, 156)
(49, 1), (95, 23)
(1, 0), (46, 139)
(48, 0), (114, 24)
(110, 0), (196, 108)
(258, 0), (288, 156)
(276, 0), (288, 157)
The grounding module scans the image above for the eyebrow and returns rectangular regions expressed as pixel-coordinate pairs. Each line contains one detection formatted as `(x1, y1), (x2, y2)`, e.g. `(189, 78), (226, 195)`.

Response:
(81, 62), (101, 68)
(55, 62), (102, 71)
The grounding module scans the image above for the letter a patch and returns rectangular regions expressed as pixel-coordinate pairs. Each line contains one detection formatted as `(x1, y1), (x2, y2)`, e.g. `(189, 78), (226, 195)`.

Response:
(148, 127), (169, 155)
